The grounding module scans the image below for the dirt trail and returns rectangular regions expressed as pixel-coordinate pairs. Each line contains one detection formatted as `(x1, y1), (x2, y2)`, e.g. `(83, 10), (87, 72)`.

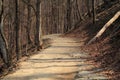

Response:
(2, 34), (108, 80)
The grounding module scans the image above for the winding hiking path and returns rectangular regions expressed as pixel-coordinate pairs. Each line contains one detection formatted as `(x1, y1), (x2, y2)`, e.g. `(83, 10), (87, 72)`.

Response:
(2, 34), (108, 80)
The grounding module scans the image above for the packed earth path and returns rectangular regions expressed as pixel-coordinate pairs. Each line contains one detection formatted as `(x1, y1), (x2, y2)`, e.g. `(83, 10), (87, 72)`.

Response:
(2, 34), (108, 80)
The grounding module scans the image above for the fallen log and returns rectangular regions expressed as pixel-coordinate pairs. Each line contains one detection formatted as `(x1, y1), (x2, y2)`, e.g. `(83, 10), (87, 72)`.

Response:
(87, 11), (120, 45)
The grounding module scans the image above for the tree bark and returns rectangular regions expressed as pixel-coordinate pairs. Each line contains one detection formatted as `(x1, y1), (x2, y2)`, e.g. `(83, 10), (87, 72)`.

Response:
(65, 0), (71, 33)
(75, 0), (83, 20)
(15, 0), (20, 60)
(35, 0), (42, 50)
(26, 0), (32, 44)
(92, 0), (96, 24)
(0, 0), (9, 66)
(86, 0), (91, 17)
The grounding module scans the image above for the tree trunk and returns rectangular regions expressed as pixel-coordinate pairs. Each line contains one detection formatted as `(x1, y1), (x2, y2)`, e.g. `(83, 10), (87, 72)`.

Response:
(35, 0), (42, 50)
(87, 11), (120, 45)
(26, 0), (32, 44)
(92, 0), (96, 24)
(65, 0), (71, 33)
(86, 0), (91, 17)
(15, 0), (20, 60)
(0, 0), (9, 66)
(75, 0), (83, 20)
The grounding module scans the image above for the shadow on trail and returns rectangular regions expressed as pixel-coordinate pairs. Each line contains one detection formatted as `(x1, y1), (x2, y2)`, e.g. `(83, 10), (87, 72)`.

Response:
(5, 71), (78, 80)
(27, 57), (90, 63)
(51, 46), (81, 48)
(20, 64), (94, 69)
(7, 67), (106, 80)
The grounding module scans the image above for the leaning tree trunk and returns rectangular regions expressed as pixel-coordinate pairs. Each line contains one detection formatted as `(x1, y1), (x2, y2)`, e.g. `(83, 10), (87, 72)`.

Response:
(0, 0), (9, 66)
(87, 11), (120, 45)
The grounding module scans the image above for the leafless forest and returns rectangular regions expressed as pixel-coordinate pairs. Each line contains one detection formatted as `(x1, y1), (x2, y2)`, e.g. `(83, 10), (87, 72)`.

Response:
(0, 0), (120, 80)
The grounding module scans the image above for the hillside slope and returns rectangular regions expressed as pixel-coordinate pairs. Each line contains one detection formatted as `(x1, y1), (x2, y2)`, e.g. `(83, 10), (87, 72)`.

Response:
(65, 3), (120, 79)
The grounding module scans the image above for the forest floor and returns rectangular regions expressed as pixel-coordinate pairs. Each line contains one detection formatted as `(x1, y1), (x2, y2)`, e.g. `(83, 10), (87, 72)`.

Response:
(1, 34), (108, 80)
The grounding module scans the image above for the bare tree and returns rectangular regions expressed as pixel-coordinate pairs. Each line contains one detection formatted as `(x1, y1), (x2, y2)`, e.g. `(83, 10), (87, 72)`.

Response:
(86, 0), (91, 17)
(64, 0), (72, 32)
(15, 0), (20, 60)
(35, 0), (42, 50)
(0, 0), (8, 66)
(92, 0), (96, 24)
(26, 0), (32, 44)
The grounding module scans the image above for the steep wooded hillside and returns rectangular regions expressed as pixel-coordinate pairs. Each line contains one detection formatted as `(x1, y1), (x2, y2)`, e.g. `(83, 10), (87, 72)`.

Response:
(65, 3), (120, 79)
